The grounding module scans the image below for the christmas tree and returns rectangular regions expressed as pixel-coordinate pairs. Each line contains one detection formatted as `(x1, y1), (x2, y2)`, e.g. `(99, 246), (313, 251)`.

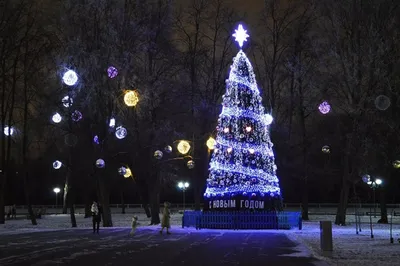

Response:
(204, 25), (282, 211)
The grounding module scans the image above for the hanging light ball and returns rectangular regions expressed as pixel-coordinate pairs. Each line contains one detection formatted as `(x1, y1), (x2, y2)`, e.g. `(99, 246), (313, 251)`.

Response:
(71, 110), (82, 122)
(322, 145), (331, 153)
(206, 137), (216, 150)
(62, 70), (78, 86)
(154, 150), (163, 159)
(393, 160), (400, 169)
(264, 114), (273, 125)
(177, 140), (191, 155)
(318, 101), (331, 114)
(375, 95), (391, 111)
(3, 126), (14, 136)
(187, 160), (195, 169)
(118, 166), (127, 176)
(93, 135), (100, 144)
(53, 160), (62, 170)
(164, 145), (172, 153)
(362, 174), (370, 183)
(107, 66), (118, 79)
(115, 126), (127, 139)
(124, 90), (139, 107)
(124, 168), (132, 178)
(62, 95), (73, 108)
(95, 159), (105, 168)
(52, 112), (62, 123)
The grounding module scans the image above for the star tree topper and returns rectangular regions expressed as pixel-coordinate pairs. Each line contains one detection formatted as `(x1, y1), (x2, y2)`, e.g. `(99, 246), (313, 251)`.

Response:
(232, 24), (249, 48)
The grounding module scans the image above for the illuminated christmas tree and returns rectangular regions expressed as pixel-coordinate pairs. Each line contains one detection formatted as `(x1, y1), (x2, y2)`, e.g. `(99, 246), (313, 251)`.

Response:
(204, 25), (282, 211)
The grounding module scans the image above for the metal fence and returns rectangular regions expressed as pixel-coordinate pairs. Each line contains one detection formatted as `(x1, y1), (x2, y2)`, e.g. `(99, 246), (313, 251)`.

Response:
(182, 211), (302, 230)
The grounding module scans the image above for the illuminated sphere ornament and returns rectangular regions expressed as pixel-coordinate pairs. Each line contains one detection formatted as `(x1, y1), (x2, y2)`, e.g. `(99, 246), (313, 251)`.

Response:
(71, 110), (82, 122)
(62, 70), (78, 86)
(124, 168), (132, 178)
(187, 160), (195, 169)
(177, 140), (191, 155)
(206, 137), (216, 150)
(52, 112), (62, 123)
(95, 159), (105, 168)
(62, 96), (73, 107)
(264, 114), (273, 125)
(118, 166), (127, 176)
(322, 145), (330, 154)
(362, 174), (370, 183)
(154, 150), (163, 160)
(124, 90), (139, 107)
(375, 95), (391, 111)
(93, 135), (100, 145)
(3, 126), (14, 136)
(107, 66), (118, 79)
(53, 160), (62, 170)
(393, 160), (400, 169)
(164, 145), (172, 153)
(318, 101), (331, 114)
(115, 126), (127, 139)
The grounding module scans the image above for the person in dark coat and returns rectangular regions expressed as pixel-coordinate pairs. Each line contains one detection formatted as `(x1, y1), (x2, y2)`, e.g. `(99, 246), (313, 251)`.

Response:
(91, 201), (102, 234)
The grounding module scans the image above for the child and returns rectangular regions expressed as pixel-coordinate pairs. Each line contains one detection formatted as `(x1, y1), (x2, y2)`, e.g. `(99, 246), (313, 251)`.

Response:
(130, 216), (138, 235)
(160, 202), (171, 235)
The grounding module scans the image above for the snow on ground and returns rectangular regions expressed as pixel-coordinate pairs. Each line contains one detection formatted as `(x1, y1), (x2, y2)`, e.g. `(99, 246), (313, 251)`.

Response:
(2, 210), (400, 265)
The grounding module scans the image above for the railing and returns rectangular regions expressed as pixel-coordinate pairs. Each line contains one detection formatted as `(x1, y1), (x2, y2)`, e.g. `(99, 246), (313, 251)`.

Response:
(182, 211), (302, 230)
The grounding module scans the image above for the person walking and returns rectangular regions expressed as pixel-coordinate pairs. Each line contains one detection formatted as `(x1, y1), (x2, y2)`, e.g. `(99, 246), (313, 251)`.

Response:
(160, 202), (171, 235)
(91, 201), (101, 234)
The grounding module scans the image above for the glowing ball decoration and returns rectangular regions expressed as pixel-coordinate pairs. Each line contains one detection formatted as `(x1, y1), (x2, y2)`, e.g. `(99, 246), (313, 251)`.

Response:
(375, 95), (391, 111)
(93, 135), (100, 144)
(52, 112), (62, 123)
(124, 168), (132, 178)
(115, 126), (127, 139)
(62, 96), (73, 107)
(154, 150), (163, 160)
(187, 160), (195, 169)
(318, 101), (331, 114)
(62, 70), (78, 86)
(362, 174), (370, 183)
(71, 110), (82, 122)
(95, 159), (105, 168)
(322, 145), (331, 154)
(177, 140), (191, 155)
(107, 66), (118, 79)
(118, 166), (127, 176)
(393, 160), (400, 169)
(164, 145), (172, 153)
(264, 114), (273, 125)
(3, 126), (14, 136)
(53, 160), (62, 169)
(124, 90), (139, 107)
(206, 137), (216, 150)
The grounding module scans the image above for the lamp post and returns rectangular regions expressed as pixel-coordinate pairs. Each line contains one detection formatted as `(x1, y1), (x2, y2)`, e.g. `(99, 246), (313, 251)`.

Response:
(178, 181), (189, 211)
(53, 187), (60, 214)
(362, 175), (382, 218)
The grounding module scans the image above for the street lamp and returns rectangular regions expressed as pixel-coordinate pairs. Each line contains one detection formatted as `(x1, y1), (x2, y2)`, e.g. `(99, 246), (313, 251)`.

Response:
(178, 181), (189, 211)
(53, 187), (60, 214)
(362, 175), (382, 218)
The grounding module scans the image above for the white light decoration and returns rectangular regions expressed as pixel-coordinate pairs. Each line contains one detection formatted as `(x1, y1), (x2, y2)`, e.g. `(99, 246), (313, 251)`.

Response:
(62, 70), (78, 86)
(52, 112), (62, 123)
(204, 25), (281, 202)
(109, 118), (116, 128)
(376, 179), (383, 185)
(178, 181), (189, 189)
(95, 159), (105, 168)
(53, 187), (61, 194)
(177, 140), (191, 155)
(3, 126), (14, 136)
(53, 160), (62, 169)
(232, 24), (249, 48)
(115, 126), (127, 139)
(62, 95), (73, 107)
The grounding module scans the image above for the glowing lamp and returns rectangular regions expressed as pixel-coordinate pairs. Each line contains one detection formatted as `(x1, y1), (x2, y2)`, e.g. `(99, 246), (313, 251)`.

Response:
(62, 70), (78, 86)
(206, 137), (216, 150)
(52, 113), (62, 123)
(177, 140), (191, 155)
(4, 126), (14, 136)
(178, 182), (189, 189)
(124, 90), (139, 107)
(376, 179), (383, 185)
(53, 160), (62, 169)
(53, 187), (61, 194)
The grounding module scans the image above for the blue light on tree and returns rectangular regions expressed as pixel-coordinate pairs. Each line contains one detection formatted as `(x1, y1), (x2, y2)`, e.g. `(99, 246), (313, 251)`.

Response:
(204, 25), (282, 209)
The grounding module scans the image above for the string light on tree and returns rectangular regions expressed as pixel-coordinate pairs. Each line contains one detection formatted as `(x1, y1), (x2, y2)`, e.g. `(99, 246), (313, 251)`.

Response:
(318, 101), (331, 114)
(95, 159), (105, 168)
(53, 160), (62, 169)
(3, 126), (14, 136)
(154, 150), (163, 159)
(206, 137), (216, 150)
(52, 112), (62, 123)
(71, 110), (82, 122)
(62, 95), (73, 107)
(115, 126), (127, 139)
(107, 66), (118, 79)
(124, 90), (139, 107)
(177, 140), (191, 155)
(62, 70), (78, 86)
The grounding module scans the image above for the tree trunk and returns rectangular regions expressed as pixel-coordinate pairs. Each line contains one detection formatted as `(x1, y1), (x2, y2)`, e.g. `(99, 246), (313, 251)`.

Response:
(84, 201), (91, 218)
(62, 179), (69, 214)
(378, 188), (388, 224)
(98, 175), (113, 227)
(121, 191), (125, 214)
(149, 171), (161, 225)
(69, 187), (77, 227)
(335, 181), (350, 225)
(0, 181), (5, 224)
(301, 178), (309, 220)
(23, 171), (37, 225)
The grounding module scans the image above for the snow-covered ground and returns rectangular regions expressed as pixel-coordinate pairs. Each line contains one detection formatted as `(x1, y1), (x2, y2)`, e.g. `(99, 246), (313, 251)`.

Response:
(2, 211), (400, 265)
